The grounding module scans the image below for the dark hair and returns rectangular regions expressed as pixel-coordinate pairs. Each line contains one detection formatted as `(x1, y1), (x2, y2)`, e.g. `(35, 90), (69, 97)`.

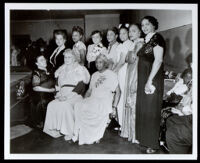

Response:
(181, 68), (192, 78)
(54, 30), (67, 40)
(91, 30), (103, 38)
(142, 16), (159, 30)
(107, 27), (119, 35)
(72, 26), (84, 36)
(129, 23), (144, 37)
(119, 24), (129, 32)
(34, 54), (45, 64)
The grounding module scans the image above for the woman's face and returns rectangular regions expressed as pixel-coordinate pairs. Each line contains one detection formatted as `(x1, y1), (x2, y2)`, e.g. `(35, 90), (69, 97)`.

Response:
(96, 57), (105, 71)
(141, 19), (155, 35)
(92, 33), (102, 45)
(107, 30), (117, 43)
(64, 52), (75, 65)
(129, 25), (141, 41)
(55, 34), (66, 47)
(119, 28), (129, 42)
(36, 56), (47, 68)
(72, 31), (82, 43)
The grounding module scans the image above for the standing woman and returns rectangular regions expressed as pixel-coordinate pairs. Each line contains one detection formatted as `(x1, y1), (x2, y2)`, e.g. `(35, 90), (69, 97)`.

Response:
(120, 24), (144, 142)
(106, 27), (120, 70)
(72, 26), (87, 66)
(49, 30), (67, 72)
(136, 16), (165, 153)
(86, 30), (107, 75)
(115, 24), (135, 128)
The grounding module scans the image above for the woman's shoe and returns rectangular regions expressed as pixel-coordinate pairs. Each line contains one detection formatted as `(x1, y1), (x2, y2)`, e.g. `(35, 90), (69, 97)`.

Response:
(146, 148), (157, 154)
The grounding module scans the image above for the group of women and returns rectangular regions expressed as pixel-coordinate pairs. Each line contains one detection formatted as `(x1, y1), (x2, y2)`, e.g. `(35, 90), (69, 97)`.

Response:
(31, 15), (166, 153)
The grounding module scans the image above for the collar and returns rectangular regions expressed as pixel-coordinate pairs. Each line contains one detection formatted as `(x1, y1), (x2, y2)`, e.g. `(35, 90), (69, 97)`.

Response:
(145, 32), (156, 43)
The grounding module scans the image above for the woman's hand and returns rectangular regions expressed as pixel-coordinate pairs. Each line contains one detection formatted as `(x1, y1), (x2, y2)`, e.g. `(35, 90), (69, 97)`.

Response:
(145, 81), (156, 94)
(49, 88), (55, 92)
(110, 107), (117, 118)
(171, 107), (184, 116)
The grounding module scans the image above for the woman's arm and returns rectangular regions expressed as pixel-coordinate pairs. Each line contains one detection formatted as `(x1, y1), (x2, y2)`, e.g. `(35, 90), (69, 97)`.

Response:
(84, 88), (92, 98)
(145, 45), (164, 93)
(111, 85), (121, 117)
(33, 86), (55, 93)
(113, 52), (126, 72)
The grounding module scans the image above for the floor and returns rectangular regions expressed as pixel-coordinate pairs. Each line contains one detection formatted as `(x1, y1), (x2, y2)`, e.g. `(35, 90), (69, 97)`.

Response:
(10, 125), (167, 154)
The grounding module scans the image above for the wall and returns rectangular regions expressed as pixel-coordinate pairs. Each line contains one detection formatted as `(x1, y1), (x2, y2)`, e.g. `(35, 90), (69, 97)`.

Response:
(11, 18), (84, 43)
(84, 14), (120, 42)
(124, 10), (192, 73)
(127, 10), (192, 32)
(161, 24), (192, 73)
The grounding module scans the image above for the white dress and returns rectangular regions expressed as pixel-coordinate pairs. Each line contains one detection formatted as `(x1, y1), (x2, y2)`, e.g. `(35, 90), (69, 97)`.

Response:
(107, 41), (120, 70)
(72, 69), (118, 145)
(72, 41), (86, 63)
(116, 39), (135, 127)
(43, 63), (90, 139)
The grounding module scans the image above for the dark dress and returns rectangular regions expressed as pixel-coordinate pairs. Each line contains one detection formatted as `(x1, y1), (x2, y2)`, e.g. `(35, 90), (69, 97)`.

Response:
(49, 48), (66, 72)
(29, 68), (55, 126)
(136, 33), (165, 149)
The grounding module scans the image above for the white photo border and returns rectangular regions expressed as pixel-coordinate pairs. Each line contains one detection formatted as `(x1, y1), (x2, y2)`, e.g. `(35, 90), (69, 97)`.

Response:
(4, 3), (198, 160)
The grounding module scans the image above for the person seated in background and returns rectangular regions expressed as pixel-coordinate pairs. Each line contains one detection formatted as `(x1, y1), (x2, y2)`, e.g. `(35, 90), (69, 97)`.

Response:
(10, 45), (21, 66)
(72, 26), (87, 66)
(29, 54), (56, 129)
(163, 68), (192, 108)
(43, 49), (90, 141)
(165, 85), (192, 154)
(72, 54), (119, 145)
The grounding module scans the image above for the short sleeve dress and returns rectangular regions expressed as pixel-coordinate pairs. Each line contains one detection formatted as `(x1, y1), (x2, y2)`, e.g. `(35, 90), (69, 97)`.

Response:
(135, 33), (166, 149)
(30, 68), (55, 125)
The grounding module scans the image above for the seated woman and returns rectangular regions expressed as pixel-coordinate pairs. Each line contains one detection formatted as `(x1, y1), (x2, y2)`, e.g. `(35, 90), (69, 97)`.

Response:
(43, 49), (90, 140)
(165, 86), (192, 154)
(163, 68), (192, 107)
(72, 54), (119, 145)
(29, 54), (55, 128)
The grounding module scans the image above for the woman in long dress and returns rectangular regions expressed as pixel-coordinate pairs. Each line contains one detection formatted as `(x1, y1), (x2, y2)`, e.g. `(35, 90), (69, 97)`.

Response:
(86, 30), (107, 75)
(72, 26), (86, 66)
(106, 27), (120, 70)
(136, 16), (165, 153)
(115, 24), (135, 128)
(43, 49), (90, 141)
(72, 54), (119, 145)
(120, 24), (144, 143)
(49, 30), (67, 72)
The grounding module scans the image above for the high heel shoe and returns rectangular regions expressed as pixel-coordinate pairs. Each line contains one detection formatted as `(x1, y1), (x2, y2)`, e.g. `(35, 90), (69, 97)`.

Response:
(146, 148), (157, 154)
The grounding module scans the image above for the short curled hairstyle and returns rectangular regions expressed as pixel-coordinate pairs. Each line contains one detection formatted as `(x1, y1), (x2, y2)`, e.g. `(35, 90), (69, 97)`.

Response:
(72, 26), (84, 36)
(107, 27), (119, 36)
(54, 30), (67, 40)
(181, 68), (192, 78)
(95, 53), (109, 69)
(142, 16), (159, 30)
(91, 30), (103, 38)
(63, 48), (79, 62)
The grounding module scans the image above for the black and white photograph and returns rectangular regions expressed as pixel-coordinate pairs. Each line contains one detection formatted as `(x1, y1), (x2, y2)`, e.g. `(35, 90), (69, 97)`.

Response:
(4, 3), (198, 160)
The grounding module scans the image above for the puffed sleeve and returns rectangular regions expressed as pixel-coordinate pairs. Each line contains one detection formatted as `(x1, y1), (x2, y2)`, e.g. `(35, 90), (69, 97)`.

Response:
(81, 66), (91, 84)
(32, 71), (40, 87)
(78, 41), (86, 51)
(151, 33), (165, 48)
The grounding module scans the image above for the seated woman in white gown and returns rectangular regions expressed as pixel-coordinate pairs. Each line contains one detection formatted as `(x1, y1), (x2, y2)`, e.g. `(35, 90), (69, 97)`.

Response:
(72, 54), (119, 145)
(43, 49), (90, 141)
